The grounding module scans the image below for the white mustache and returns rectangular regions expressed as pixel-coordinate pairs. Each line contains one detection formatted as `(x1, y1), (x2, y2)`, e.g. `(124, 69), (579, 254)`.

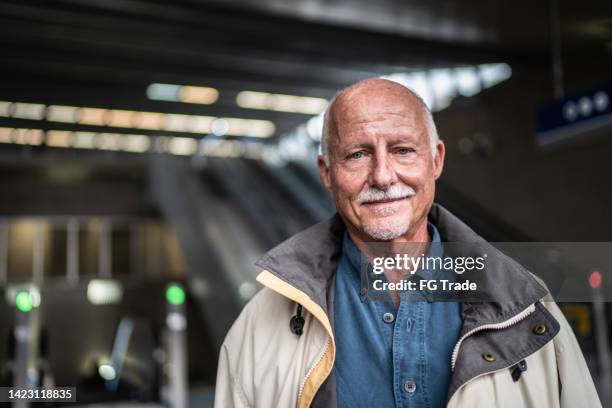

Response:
(355, 184), (416, 204)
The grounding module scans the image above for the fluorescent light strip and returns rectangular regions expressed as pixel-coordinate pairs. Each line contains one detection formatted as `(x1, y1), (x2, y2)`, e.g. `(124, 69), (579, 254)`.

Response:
(14, 129), (44, 145)
(97, 133), (123, 151)
(0, 126), (267, 158)
(123, 134), (150, 153)
(107, 109), (134, 128)
(191, 116), (215, 133)
(47, 130), (72, 147)
(47, 104), (275, 138)
(381, 63), (512, 112)
(136, 112), (165, 131)
(0, 101), (273, 142)
(0, 127), (44, 145)
(47, 105), (78, 123)
(146, 83), (219, 105)
(73, 132), (96, 149)
(0, 101), (11, 117)
(147, 83), (181, 102)
(167, 136), (199, 156)
(0, 100), (275, 138)
(78, 107), (108, 126)
(236, 91), (328, 114)
(180, 86), (219, 104)
(0, 127), (12, 143)
(0, 102), (47, 120)
(12, 103), (46, 120)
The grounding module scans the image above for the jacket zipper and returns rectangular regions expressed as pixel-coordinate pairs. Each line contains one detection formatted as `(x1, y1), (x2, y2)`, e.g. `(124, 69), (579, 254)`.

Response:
(297, 336), (331, 402)
(450, 303), (536, 371)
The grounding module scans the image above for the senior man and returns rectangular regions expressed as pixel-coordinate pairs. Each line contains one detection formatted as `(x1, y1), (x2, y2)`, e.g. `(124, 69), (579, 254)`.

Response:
(215, 79), (600, 407)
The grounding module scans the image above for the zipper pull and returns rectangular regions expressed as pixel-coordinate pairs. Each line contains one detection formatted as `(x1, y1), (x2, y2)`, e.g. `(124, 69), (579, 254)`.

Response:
(510, 359), (527, 382)
(290, 304), (305, 336)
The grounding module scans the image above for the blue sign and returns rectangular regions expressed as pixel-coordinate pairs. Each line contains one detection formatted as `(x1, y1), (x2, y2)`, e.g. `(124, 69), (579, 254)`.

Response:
(537, 84), (612, 147)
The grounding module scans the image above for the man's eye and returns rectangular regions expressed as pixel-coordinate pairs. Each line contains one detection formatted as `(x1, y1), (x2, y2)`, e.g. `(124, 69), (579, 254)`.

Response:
(396, 147), (413, 155)
(349, 151), (364, 160)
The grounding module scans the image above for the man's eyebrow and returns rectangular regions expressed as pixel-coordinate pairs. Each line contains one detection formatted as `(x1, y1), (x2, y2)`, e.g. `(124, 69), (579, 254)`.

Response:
(388, 129), (429, 143)
(338, 142), (373, 151)
(388, 135), (420, 144)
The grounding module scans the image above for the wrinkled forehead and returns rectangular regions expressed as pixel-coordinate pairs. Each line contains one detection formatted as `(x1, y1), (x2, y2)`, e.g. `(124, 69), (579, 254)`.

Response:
(330, 87), (427, 143)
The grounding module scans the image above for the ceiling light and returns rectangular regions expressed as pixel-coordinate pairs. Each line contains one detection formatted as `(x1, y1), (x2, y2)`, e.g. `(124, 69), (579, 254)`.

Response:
(180, 86), (219, 105)
(135, 112), (164, 130)
(236, 91), (327, 114)
(72, 132), (97, 149)
(47, 130), (73, 147)
(211, 118), (229, 136)
(248, 120), (276, 138)
(167, 137), (198, 156)
(47, 105), (78, 123)
(205, 140), (242, 157)
(0, 101), (11, 117)
(430, 69), (455, 110)
(455, 67), (482, 97)
(146, 83), (181, 102)
(0, 127), (12, 143)
(301, 97), (328, 114)
(4, 125), (270, 159)
(107, 109), (135, 128)
(147, 83), (219, 105)
(236, 91), (267, 108)
(12, 103), (46, 120)
(77, 107), (108, 126)
(7, 101), (275, 138)
(96, 133), (123, 151)
(225, 118), (275, 138)
(12, 128), (43, 145)
(164, 114), (188, 132)
(190, 115), (215, 133)
(122, 134), (150, 153)
(478, 63), (512, 88)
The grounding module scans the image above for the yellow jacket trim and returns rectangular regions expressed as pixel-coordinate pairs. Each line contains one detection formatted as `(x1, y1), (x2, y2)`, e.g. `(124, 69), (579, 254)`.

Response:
(256, 270), (336, 408)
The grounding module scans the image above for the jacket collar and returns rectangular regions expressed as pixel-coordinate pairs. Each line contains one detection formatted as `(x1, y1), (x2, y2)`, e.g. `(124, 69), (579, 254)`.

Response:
(255, 202), (549, 327)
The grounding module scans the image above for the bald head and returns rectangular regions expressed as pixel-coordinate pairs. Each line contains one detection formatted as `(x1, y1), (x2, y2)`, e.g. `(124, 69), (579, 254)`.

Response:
(321, 78), (438, 165)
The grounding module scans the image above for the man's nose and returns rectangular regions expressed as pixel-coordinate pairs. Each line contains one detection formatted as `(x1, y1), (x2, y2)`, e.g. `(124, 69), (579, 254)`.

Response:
(369, 154), (397, 189)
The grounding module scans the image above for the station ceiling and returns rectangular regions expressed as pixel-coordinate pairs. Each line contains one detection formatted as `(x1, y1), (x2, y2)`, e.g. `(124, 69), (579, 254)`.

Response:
(0, 0), (610, 139)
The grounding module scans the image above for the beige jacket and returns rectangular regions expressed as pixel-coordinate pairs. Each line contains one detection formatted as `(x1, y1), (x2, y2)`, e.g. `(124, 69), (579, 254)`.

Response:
(215, 204), (601, 408)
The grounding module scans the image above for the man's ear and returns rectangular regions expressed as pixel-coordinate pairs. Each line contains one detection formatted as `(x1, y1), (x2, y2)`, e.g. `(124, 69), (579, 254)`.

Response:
(433, 140), (445, 180)
(317, 156), (333, 193)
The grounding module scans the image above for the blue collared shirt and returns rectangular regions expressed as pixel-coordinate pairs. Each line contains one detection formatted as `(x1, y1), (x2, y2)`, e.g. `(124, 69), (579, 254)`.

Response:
(333, 223), (462, 408)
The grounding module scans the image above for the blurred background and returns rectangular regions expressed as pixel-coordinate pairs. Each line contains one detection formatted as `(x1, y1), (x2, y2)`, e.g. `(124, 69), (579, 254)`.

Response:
(0, 0), (611, 406)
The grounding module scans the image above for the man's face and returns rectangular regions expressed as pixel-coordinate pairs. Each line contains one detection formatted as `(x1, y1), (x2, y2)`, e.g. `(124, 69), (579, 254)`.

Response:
(318, 83), (445, 242)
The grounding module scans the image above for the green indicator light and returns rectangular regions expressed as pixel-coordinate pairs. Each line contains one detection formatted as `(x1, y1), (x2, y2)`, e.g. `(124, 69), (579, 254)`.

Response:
(15, 291), (33, 313)
(166, 285), (185, 305)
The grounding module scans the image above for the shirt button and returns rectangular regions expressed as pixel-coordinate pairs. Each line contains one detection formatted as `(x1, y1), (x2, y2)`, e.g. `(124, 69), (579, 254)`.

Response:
(382, 312), (395, 324)
(404, 379), (416, 393)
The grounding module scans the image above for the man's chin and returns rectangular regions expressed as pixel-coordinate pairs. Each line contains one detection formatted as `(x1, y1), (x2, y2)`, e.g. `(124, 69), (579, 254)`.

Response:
(362, 220), (411, 241)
